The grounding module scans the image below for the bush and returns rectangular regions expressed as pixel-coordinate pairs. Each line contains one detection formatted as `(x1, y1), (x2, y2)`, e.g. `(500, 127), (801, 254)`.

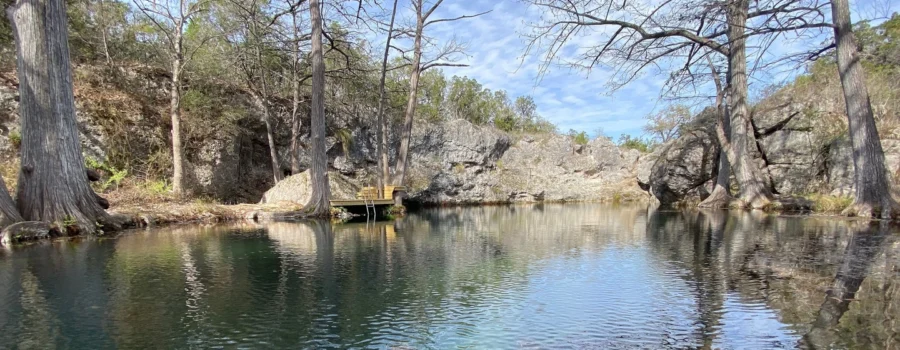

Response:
(568, 130), (589, 146)
(85, 157), (128, 191)
(618, 134), (654, 153)
(8, 130), (21, 150)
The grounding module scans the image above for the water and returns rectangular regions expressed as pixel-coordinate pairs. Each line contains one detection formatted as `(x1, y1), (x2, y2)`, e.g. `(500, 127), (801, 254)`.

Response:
(0, 204), (897, 349)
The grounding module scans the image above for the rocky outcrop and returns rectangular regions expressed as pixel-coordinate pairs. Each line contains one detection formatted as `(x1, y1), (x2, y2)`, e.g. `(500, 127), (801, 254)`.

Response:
(641, 130), (718, 206)
(259, 170), (359, 205)
(394, 122), (647, 205)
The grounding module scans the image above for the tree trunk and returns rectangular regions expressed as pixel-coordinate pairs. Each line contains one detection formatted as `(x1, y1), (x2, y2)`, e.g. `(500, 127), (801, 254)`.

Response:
(725, 0), (774, 209)
(290, 11), (302, 175)
(830, 0), (895, 219)
(97, 0), (111, 65)
(700, 58), (734, 208)
(0, 174), (22, 228)
(376, 0), (399, 196)
(170, 33), (185, 196)
(394, 14), (424, 186)
(8, 0), (109, 232)
(305, 0), (330, 216)
(253, 93), (283, 183)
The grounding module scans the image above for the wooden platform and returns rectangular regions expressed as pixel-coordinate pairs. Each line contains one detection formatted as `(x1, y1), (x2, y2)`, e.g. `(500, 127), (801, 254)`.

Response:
(329, 186), (407, 208)
(329, 199), (396, 207)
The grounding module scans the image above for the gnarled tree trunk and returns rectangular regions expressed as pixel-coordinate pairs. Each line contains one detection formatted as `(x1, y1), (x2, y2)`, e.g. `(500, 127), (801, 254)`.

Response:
(9, 0), (109, 232)
(725, 0), (775, 209)
(700, 59), (734, 208)
(830, 0), (895, 218)
(304, 0), (330, 216)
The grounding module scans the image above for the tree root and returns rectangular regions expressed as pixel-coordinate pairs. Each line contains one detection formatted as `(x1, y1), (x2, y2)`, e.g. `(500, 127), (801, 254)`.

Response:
(841, 198), (900, 220)
(698, 188), (735, 209)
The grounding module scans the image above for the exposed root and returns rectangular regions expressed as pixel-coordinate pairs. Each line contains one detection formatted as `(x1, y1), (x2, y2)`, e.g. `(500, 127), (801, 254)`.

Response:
(698, 187), (735, 209)
(841, 198), (900, 220)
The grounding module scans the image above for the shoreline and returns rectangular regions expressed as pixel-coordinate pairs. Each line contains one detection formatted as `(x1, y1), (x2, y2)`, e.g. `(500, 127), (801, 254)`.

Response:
(1, 199), (887, 248)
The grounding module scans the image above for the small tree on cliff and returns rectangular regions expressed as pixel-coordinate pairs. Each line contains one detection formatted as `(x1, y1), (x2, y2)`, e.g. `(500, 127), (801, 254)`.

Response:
(134, 0), (213, 196)
(8, 0), (109, 231)
(393, 0), (487, 186)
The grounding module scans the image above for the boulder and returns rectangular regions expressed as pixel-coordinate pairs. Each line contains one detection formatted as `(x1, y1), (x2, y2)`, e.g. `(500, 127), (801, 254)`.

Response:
(647, 130), (718, 206)
(1, 221), (51, 246)
(259, 170), (359, 204)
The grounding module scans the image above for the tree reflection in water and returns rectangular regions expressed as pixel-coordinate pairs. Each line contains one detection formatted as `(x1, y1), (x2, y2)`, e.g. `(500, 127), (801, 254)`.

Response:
(0, 204), (897, 348)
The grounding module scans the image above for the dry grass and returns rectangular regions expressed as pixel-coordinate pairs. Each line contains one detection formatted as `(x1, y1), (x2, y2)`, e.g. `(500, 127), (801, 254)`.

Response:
(804, 194), (854, 213)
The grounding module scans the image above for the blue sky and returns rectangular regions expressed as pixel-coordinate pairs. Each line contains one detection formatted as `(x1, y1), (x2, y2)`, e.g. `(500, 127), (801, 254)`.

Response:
(373, 0), (899, 139)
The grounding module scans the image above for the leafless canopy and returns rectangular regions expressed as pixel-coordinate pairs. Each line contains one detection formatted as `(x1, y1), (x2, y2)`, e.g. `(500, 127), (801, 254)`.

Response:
(522, 0), (833, 98)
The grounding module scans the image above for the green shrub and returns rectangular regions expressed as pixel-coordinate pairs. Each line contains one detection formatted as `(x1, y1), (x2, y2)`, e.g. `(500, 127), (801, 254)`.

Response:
(85, 157), (128, 191)
(8, 130), (21, 149)
(568, 130), (589, 146)
(618, 134), (654, 153)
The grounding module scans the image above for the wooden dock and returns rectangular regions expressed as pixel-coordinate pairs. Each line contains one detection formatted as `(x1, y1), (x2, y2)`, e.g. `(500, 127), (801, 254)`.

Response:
(329, 186), (406, 209)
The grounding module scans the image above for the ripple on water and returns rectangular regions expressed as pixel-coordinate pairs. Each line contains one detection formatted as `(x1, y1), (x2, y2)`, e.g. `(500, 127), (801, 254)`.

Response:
(1, 204), (889, 349)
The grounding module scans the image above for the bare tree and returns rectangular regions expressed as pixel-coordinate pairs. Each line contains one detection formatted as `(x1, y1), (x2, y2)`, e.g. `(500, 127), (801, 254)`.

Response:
(375, 0), (399, 197)
(8, 0), (109, 231)
(644, 105), (692, 143)
(134, 0), (213, 196)
(289, 6), (306, 175)
(830, 0), (897, 218)
(305, 0), (330, 215)
(523, 0), (828, 208)
(393, 0), (486, 186)
(224, 0), (286, 183)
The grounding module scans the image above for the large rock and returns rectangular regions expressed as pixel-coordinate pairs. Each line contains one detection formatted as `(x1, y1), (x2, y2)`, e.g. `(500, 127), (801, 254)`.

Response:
(827, 138), (900, 196)
(259, 170), (359, 204)
(647, 130), (718, 206)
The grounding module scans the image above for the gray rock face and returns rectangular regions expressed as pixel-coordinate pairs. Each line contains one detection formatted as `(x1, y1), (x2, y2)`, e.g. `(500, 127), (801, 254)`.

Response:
(396, 120), (646, 205)
(260, 170), (359, 205)
(827, 139), (900, 196)
(646, 131), (718, 206)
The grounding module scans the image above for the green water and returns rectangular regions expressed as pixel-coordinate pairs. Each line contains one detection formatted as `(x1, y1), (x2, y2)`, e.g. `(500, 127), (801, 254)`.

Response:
(0, 204), (897, 349)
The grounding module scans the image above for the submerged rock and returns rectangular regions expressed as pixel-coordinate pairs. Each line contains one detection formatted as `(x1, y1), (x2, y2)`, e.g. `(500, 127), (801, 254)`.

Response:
(1, 221), (51, 246)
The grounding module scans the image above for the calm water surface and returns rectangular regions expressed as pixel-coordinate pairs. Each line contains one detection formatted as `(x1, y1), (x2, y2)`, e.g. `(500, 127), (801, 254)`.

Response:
(1, 204), (898, 349)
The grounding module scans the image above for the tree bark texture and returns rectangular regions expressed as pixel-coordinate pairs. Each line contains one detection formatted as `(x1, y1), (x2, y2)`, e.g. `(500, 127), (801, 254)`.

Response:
(700, 59), (734, 208)
(376, 0), (399, 196)
(830, 0), (895, 218)
(394, 9), (424, 186)
(305, 0), (331, 215)
(9, 0), (109, 232)
(0, 174), (22, 228)
(726, 0), (775, 209)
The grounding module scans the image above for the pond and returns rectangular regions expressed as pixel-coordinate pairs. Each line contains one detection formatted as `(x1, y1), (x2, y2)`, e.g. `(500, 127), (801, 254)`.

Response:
(0, 204), (897, 349)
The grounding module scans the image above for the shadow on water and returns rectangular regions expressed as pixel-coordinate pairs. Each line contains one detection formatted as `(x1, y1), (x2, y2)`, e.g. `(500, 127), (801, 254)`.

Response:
(0, 203), (897, 348)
